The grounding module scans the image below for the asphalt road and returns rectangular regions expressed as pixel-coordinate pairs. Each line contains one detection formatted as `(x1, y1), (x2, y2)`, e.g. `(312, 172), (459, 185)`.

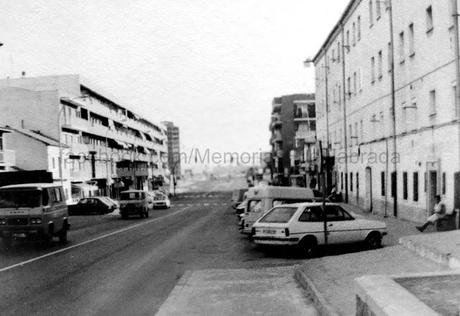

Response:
(0, 179), (304, 316)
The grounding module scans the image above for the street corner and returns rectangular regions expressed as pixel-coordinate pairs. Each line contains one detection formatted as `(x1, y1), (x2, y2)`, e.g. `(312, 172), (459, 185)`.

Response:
(156, 267), (318, 316)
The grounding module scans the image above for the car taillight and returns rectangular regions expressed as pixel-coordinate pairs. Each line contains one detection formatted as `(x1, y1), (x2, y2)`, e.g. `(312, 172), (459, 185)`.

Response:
(30, 218), (42, 224)
(284, 228), (290, 237)
(0, 218), (6, 225)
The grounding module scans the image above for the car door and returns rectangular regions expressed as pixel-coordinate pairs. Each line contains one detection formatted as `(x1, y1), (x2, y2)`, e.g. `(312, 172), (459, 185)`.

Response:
(325, 205), (360, 244)
(292, 206), (325, 244)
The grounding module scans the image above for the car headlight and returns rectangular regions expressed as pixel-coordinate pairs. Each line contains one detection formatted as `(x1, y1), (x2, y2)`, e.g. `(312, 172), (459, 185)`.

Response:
(0, 218), (7, 225)
(30, 218), (42, 224)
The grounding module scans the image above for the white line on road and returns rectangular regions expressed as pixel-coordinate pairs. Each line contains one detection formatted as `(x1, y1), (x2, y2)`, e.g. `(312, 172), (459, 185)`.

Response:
(0, 206), (192, 273)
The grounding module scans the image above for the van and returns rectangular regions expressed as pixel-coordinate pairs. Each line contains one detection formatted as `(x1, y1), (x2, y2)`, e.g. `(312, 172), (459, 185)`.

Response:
(239, 186), (317, 235)
(0, 183), (70, 247)
(119, 190), (153, 219)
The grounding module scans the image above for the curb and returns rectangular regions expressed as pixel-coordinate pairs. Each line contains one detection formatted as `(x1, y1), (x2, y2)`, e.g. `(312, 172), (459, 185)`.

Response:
(294, 267), (340, 316)
(399, 236), (460, 270)
(156, 270), (194, 316)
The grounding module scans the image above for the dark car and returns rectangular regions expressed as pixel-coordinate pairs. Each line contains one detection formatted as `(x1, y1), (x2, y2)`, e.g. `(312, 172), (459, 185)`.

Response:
(68, 197), (116, 215)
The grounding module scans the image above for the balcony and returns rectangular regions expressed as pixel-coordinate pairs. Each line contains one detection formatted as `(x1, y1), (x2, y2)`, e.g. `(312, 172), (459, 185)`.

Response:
(272, 102), (282, 113)
(0, 150), (16, 171)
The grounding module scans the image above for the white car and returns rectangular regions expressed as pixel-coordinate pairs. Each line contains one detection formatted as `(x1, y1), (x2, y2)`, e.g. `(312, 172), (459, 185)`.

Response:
(150, 191), (171, 209)
(252, 203), (387, 258)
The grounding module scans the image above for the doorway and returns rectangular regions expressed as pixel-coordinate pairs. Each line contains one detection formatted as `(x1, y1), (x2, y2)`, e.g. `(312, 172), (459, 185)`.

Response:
(427, 171), (437, 216)
(365, 167), (372, 212)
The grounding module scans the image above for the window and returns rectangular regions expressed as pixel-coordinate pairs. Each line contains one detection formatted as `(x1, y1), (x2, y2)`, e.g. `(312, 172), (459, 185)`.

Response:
(378, 50), (383, 79)
(391, 172), (397, 198)
(360, 120), (364, 142)
(337, 42), (341, 62)
(350, 173), (353, 191)
(376, 0), (381, 19)
(349, 124), (352, 147)
(424, 172), (427, 192)
(347, 77), (351, 97)
(442, 172), (446, 195)
(356, 173), (359, 191)
(358, 68), (363, 91)
(352, 22), (356, 46)
(381, 171), (386, 196)
(403, 172), (408, 200)
(429, 89), (437, 115)
(355, 122), (359, 144)
(426, 6), (433, 32)
(346, 30), (350, 51)
(413, 172), (419, 201)
(325, 205), (353, 221)
(0, 133), (3, 151)
(357, 16), (362, 41)
(341, 172), (344, 190)
(353, 72), (357, 95)
(371, 57), (376, 83)
(369, 0), (374, 27)
(399, 32), (405, 63)
(388, 42), (393, 72)
(409, 23), (415, 56)
(298, 206), (323, 222)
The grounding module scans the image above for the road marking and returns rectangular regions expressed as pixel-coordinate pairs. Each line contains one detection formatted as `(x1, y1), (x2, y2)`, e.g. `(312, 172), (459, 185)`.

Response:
(0, 206), (192, 273)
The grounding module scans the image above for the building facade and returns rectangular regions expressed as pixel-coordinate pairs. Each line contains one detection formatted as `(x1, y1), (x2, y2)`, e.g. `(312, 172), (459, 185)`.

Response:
(314, 0), (460, 222)
(0, 75), (169, 202)
(270, 94), (314, 186)
(162, 121), (181, 179)
(290, 95), (317, 188)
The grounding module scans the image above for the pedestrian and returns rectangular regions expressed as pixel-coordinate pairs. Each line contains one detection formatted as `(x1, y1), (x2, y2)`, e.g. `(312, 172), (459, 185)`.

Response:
(416, 195), (446, 232)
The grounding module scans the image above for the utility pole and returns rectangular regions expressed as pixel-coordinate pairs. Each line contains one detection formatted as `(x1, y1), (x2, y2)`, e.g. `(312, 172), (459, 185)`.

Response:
(388, 0), (398, 217)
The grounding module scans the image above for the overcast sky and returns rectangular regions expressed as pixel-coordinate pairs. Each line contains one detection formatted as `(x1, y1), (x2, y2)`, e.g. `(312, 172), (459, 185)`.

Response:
(1, 0), (348, 165)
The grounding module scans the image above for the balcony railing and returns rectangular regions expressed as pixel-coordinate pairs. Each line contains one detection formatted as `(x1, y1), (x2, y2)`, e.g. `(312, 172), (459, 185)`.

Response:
(0, 150), (16, 170)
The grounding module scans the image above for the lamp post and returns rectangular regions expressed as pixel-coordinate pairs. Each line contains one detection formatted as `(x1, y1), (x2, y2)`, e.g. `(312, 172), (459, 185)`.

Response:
(171, 158), (180, 196)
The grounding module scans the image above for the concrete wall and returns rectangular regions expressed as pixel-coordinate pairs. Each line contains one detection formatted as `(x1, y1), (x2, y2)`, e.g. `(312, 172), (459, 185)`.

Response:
(3, 131), (48, 170)
(0, 87), (60, 139)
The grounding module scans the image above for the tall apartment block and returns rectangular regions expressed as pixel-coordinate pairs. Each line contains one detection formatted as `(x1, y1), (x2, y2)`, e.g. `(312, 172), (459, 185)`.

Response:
(0, 75), (169, 202)
(162, 121), (181, 179)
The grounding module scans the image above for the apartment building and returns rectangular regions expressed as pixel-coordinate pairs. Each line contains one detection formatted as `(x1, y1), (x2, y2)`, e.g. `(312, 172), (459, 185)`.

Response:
(291, 95), (318, 188)
(269, 94), (311, 186)
(314, 0), (460, 222)
(162, 121), (181, 179)
(0, 75), (169, 202)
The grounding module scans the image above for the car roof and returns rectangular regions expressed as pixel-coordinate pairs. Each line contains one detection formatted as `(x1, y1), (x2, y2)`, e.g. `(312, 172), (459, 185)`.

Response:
(246, 186), (315, 199)
(273, 202), (340, 208)
(0, 183), (62, 190)
(121, 190), (145, 193)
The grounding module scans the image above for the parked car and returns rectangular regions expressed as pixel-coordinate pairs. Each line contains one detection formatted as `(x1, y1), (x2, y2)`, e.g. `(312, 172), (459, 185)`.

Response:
(240, 186), (317, 235)
(68, 197), (116, 215)
(0, 183), (70, 247)
(151, 191), (171, 209)
(119, 190), (153, 219)
(231, 189), (247, 209)
(99, 196), (119, 210)
(252, 202), (387, 258)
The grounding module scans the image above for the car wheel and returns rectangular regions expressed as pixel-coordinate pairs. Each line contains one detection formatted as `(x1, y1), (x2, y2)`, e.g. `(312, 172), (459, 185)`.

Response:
(365, 232), (382, 249)
(58, 227), (68, 244)
(299, 237), (318, 259)
(144, 208), (149, 218)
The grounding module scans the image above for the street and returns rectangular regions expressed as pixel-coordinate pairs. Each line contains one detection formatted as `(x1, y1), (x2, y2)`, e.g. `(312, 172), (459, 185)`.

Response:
(0, 179), (308, 315)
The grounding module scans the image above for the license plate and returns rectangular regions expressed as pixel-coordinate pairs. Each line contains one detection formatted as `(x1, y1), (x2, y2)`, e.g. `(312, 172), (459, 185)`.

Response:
(12, 233), (26, 238)
(263, 229), (276, 234)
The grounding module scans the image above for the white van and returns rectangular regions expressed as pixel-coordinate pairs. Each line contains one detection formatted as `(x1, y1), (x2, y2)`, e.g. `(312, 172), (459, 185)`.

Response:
(239, 186), (318, 235)
(0, 183), (70, 247)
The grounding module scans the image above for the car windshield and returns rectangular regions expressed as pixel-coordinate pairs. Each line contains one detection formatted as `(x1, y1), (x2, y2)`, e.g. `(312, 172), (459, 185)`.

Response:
(0, 189), (42, 208)
(259, 206), (298, 223)
(120, 192), (143, 200)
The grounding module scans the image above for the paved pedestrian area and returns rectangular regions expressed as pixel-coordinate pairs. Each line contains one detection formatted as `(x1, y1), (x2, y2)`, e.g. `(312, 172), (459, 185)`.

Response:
(156, 266), (318, 316)
(295, 246), (450, 316)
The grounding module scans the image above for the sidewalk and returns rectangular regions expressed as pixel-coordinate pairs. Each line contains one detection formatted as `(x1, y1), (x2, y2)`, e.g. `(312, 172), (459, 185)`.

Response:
(295, 202), (460, 316)
(156, 266), (319, 316)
